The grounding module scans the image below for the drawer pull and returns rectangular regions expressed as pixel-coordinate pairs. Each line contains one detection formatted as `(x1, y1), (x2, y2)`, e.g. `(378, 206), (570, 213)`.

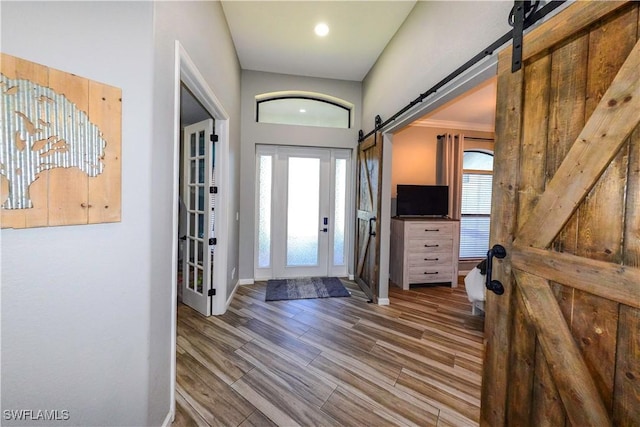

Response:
(424, 257), (439, 261)
(423, 271), (439, 275)
(424, 228), (440, 232)
(424, 244), (440, 248)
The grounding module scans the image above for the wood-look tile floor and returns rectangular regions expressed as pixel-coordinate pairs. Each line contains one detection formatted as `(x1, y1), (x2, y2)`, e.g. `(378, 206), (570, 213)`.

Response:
(172, 279), (485, 427)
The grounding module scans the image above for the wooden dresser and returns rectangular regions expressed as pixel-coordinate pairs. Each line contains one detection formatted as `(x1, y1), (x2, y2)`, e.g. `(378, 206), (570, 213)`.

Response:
(389, 217), (460, 290)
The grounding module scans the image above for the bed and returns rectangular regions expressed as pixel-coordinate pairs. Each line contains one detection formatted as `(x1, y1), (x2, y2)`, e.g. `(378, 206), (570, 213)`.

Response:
(464, 260), (486, 315)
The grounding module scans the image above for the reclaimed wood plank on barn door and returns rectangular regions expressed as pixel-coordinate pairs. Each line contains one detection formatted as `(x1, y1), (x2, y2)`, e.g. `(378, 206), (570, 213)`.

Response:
(614, 305), (640, 425)
(480, 48), (523, 427)
(546, 31), (588, 255)
(613, 13), (640, 421)
(505, 50), (550, 426)
(511, 245), (640, 308)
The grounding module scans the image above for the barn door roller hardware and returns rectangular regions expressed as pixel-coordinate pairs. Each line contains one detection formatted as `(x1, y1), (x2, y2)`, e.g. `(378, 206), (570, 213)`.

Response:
(357, 1), (565, 142)
(509, 1), (540, 72)
(485, 244), (507, 295)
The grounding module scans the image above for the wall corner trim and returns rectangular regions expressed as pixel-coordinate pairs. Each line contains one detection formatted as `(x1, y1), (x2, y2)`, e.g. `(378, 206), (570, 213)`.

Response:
(160, 411), (173, 427)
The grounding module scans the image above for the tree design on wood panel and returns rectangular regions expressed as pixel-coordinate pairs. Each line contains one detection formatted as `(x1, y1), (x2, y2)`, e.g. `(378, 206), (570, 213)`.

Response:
(0, 74), (106, 209)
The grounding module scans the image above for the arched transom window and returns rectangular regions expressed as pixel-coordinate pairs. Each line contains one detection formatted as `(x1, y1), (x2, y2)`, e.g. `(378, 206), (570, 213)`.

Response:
(256, 92), (352, 129)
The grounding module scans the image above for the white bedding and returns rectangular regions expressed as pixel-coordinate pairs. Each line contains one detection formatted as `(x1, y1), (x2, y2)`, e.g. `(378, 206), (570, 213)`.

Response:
(464, 267), (486, 315)
(464, 267), (486, 302)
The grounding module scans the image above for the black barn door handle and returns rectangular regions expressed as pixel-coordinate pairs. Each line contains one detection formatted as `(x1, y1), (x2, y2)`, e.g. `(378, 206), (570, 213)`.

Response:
(369, 216), (377, 236)
(486, 244), (507, 295)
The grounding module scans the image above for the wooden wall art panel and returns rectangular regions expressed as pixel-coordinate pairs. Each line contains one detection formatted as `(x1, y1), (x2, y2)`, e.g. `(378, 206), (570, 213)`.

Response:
(0, 53), (121, 228)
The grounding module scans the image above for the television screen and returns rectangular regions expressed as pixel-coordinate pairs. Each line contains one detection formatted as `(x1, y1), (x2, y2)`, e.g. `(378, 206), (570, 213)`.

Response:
(396, 185), (449, 217)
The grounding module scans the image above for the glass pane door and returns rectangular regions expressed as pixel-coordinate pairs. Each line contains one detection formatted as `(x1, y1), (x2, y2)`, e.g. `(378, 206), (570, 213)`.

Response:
(254, 146), (350, 279)
(286, 157), (321, 266)
(181, 119), (214, 316)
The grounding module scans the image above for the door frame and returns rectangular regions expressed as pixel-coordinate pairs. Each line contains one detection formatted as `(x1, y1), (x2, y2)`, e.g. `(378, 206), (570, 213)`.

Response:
(377, 59), (500, 305)
(169, 40), (230, 419)
(254, 145), (353, 280)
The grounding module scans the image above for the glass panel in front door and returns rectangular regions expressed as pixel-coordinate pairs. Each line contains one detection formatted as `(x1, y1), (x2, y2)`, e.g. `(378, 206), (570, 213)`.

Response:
(286, 157), (321, 266)
(333, 157), (347, 267)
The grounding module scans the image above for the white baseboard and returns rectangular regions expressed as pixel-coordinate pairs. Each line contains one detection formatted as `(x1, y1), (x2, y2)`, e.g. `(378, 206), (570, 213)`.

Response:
(239, 278), (254, 285)
(377, 298), (390, 306)
(348, 274), (354, 280)
(226, 279), (240, 309)
(161, 410), (173, 427)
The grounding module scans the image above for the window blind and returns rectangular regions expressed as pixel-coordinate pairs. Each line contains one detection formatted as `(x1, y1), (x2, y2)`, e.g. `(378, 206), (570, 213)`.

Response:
(460, 173), (492, 258)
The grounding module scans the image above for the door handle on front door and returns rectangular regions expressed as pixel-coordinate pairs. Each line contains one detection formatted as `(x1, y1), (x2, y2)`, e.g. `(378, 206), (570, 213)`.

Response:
(320, 217), (328, 232)
(486, 244), (507, 295)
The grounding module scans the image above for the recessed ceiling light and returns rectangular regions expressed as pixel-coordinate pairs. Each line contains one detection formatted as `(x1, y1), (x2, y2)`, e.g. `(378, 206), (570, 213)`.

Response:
(299, 109), (306, 113)
(314, 23), (329, 37)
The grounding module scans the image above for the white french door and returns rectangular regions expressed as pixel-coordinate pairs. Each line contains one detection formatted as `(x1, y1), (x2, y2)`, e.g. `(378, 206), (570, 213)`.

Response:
(255, 146), (351, 279)
(181, 119), (216, 316)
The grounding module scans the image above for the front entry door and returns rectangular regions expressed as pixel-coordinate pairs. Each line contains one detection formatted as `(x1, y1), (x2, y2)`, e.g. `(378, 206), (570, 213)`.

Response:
(181, 119), (217, 316)
(354, 132), (382, 302)
(255, 146), (350, 279)
(278, 147), (330, 278)
(482, 2), (640, 426)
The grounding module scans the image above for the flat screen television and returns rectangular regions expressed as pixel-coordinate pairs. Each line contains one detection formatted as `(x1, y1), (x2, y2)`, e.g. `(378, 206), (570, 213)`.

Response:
(396, 184), (449, 217)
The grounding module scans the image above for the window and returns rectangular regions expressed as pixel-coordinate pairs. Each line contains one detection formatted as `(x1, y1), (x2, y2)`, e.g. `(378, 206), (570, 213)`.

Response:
(460, 151), (493, 258)
(256, 94), (351, 129)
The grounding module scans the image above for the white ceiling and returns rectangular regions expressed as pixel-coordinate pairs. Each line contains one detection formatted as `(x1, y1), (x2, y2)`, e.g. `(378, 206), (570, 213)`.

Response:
(182, 2), (497, 130)
(221, 1), (417, 81)
(414, 77), (497, 132)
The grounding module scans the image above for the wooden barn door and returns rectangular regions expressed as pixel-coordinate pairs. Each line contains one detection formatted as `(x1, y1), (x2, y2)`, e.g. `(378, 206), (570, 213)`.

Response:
(354, 132), (383, 302)
(482, 2), (640, 426)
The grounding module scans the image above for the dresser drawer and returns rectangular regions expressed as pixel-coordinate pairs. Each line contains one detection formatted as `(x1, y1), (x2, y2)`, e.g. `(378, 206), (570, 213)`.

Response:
(406, 252), (453, 267)
(408, 267), (454, 284)
(407, 222), (454, 239)
(406, 238), (453, 252)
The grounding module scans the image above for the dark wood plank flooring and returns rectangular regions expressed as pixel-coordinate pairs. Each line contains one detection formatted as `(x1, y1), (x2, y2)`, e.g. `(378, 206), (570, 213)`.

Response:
(172, 279), (484, 427)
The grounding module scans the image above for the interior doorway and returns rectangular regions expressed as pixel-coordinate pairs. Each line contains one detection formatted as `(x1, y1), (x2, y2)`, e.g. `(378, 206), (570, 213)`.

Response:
(170, 40), (232, 420)
(374, 59), (499, 303)
(254, 145), (351, 280)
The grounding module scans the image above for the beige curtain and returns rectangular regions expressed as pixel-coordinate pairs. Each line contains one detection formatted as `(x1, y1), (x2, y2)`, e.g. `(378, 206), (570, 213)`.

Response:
(436, 133), (463, 220)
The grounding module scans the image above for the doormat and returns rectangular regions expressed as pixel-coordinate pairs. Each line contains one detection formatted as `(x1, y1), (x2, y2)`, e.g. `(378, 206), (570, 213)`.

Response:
(265, 277), (351, 301)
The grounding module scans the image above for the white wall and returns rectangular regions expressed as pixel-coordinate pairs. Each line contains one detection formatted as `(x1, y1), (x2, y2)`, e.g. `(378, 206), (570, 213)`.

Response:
(391, 126), (495, 197)
(1, 2), (154, 426)
(151, 1), (241, 424)
(362, 1), (512, 133)
(391, 126), (441, 194)
(238, 70), (361, 280)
